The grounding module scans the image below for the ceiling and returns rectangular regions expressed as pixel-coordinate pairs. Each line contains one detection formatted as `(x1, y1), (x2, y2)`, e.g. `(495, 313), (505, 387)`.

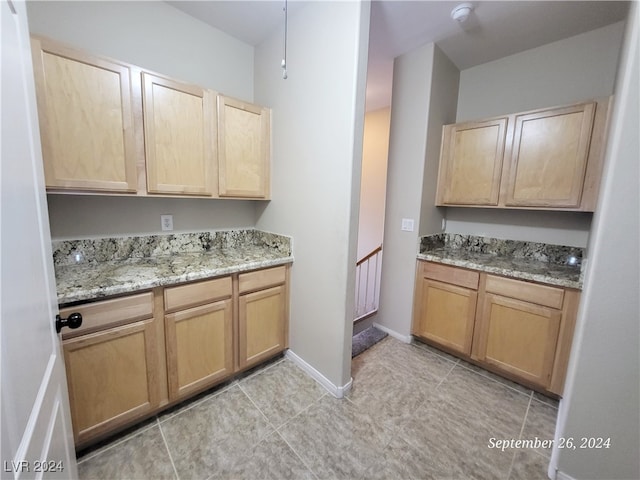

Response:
(168, 1), (630, 110)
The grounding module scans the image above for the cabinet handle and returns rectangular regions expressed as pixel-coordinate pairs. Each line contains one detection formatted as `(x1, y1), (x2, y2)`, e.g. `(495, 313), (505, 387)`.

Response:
(55, 312), (83, 334)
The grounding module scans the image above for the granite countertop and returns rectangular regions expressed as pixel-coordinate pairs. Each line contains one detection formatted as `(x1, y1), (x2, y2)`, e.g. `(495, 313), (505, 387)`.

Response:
(417, 234), (584, 289)
(54, 230), (293, 305)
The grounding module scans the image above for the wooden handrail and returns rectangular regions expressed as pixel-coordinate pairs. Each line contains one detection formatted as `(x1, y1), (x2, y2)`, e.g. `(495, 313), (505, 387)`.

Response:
(356, 245), (382, 266)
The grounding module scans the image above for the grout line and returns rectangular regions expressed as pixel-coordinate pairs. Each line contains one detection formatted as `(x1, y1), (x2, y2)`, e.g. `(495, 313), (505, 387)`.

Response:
(272, 391), (332, 480)
(274, 391), (329, 432)
(236, 381), (277, 432)
(236, 356), (287, 384)
(529, 393), (560, 410)
(156, 417), (180, 480)
(454, 360), (533, 398)
(506, 391), (534, 480)
(76, 417), (159, 464)
(434, 358), (459, 390)
(157, 380), (239, 424)
(274, 429), (320, 480)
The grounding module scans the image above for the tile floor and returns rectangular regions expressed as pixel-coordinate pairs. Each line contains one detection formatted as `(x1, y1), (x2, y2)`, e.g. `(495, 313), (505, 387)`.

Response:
(77, 337), (558, 480)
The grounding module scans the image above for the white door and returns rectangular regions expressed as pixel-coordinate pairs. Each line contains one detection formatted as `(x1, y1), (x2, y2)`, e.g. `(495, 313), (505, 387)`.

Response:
(1, 1), (77, 479)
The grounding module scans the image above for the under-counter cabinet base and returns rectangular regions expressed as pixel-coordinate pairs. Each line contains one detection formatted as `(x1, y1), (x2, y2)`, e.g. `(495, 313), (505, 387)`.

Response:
(412, 261), (579, 397)
(60, 265), (290, 450)
(164, 276), (234, 401)
(238, 266), (289, 369)
(412, 262), (478, 355)
(60, 292), (162, 447)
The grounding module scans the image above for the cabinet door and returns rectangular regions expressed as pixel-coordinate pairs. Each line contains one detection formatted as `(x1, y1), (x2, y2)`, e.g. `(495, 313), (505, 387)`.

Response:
(63, 319), (159, 445)
(31, 38), (137, 192)
(239, 285), (286, 369)
(436, 118), (507, 205)
(142, 73), (215, 195)
(473, 293), (561, 388)
(413, 278), (477, 355)
(504, 102), (595, 208)
(165, 300), (233, 401)
(218, 96), (270, 198)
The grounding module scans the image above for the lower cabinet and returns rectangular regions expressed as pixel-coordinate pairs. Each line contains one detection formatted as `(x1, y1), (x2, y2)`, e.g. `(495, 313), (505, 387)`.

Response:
(59, 264), (290, 448)
(60, 292), (161, 447)
(412, 261), (579, 396)
(238, 266), (289, 369)
(412, 262), (478, 355)
(472, 275), (564, 388)
(164, 277), (234, 401)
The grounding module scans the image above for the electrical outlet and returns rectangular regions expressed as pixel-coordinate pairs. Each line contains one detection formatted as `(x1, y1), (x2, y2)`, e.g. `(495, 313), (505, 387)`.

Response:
(401, 218), (414, 232)
(161, 214), (173, 231)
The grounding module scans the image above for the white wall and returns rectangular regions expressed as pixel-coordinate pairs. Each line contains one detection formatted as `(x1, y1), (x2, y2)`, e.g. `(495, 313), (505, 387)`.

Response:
(375, 43), (459, 339)
(444, 209), (593, 248)
(254, 1), (370, 390)
(419, 45), (459, 236)
(551, 5), (639, 479)
(456, 21), (624, 122)
(27, 1), (253, 99)
(357, 107), (390, 260)
(446, 21), (626, 248)
(47, 195), (256, 240)
(27, 1), (257, 239)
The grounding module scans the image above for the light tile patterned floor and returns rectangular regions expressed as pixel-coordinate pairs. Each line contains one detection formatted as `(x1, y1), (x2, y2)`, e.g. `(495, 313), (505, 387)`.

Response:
(77, 337), (558, 480)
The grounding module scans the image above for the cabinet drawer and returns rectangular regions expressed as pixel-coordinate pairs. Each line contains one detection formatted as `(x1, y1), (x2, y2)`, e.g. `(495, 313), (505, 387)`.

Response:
(485, 275), (564, 309)
(60, 292), (154, 339)
(164, 276), (232, 313)
(422, 262), (479, 290)
(239, 266), (286, 294)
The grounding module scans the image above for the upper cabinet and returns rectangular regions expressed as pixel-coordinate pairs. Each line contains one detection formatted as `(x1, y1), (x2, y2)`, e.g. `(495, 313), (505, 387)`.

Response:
(437, 117), (507, 206)
(217, 96), (271, 199)
(142, 73), (216, 196)
(31, 37), (138, 193)
(435, 98), (611, 211)
(504, 103), (596, 208)
(30, 37), (271, 200)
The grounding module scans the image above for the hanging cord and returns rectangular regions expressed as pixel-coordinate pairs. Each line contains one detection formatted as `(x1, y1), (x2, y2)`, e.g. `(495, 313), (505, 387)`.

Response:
(281, 0), (288, 79)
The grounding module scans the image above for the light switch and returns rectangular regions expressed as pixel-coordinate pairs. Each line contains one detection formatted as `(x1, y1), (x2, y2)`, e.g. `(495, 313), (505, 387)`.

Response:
(401, 218), (414, 232)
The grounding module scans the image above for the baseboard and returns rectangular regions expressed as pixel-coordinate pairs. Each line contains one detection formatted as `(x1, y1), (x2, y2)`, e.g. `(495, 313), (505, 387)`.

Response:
(353, 309), (378, 323)
(372, 323), (412, 344)
(285, 349), (353, 399)
(554, 471), (577, 480)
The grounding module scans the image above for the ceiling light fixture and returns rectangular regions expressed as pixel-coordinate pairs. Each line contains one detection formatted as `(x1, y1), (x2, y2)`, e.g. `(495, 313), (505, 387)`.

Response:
(451, 3), (474, 23)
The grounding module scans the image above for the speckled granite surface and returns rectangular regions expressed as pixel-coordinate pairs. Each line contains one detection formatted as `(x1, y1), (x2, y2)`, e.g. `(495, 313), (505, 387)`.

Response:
(418, 234), (584, 289)
(54, 230), (293, 305)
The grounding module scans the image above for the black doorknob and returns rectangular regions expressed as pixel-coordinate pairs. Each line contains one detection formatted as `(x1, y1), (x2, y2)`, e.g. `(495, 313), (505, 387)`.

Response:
(56, 312), (83, 334)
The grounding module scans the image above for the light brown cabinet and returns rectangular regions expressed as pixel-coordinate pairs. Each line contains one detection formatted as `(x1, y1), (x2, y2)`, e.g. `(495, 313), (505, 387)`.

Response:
(218, 95), (271, 199)
(60, 292), (162, 447)
(59, 264), (290, 448)
(471, 275), (564, 388)
(31, 37), (138, 193)
(31, 37), (271, 200)
(164, 277), (233, 401)
(142, 73), (216, 196)
(412, 261), (579, 395)
(411, 262), (478, 355)
(436, 98), (610, 211)
(437, 118), (507, 206)
(238, 266), (289, 369)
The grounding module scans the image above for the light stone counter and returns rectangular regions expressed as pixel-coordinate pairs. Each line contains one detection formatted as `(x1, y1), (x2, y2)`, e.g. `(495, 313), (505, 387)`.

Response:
(54, 230), (293, 305)
(417, 234), (583, 289)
